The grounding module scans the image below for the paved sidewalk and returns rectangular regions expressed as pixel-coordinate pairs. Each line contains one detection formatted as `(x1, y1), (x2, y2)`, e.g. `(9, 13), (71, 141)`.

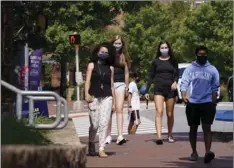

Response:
(80, 133), (232, 167)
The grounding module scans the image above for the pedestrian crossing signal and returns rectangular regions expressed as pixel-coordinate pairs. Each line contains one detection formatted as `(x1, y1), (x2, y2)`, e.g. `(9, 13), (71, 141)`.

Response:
(69, 34), (81, 45)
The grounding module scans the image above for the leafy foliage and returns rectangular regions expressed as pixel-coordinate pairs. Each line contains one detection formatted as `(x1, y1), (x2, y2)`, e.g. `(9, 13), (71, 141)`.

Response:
(12, 1), (233, 84)
(124, 1), (233, 81)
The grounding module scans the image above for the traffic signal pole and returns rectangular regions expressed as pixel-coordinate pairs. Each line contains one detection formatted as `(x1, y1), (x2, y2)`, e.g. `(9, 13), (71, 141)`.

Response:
(69, 32), (83, 111)
(75, 44), (80, 107)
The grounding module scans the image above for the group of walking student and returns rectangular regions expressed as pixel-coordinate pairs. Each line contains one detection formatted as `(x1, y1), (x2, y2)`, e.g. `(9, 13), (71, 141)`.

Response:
(85, 35), (220, 164)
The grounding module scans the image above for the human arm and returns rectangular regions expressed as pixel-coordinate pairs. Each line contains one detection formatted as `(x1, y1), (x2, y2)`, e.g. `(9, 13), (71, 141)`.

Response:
(128, 82), (133, 108)
(180, 67), (191, 104)
(145, 60), (156, 99)
(128, 83), (133, 117)
(171, 60), (179, 90)
(125, 63), (130, 95)
(85, 63), (94, 103)
(111, 66), (115, 111)
(211, 68), (220, 104)
(173, 60), (179, 83)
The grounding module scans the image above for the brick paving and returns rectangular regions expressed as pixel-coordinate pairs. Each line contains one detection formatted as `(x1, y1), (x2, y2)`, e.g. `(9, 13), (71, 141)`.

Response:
(46, 100), (233, 167)
(47, 100), (150, 116)
(80, 133), (233, 168)
(47, 101), (76, 116)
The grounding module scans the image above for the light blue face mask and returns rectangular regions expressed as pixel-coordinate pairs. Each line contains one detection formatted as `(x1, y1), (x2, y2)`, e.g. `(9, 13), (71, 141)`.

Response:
(160, 48), (169, 56)
(113, 44), (122, 51)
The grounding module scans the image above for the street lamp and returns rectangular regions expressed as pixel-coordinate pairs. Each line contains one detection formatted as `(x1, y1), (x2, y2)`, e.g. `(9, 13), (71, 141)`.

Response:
(69, 32), (83, 110)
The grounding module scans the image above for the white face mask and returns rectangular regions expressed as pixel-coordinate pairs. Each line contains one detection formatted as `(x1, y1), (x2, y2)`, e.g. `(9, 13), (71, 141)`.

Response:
(160, 48), (169, 56)
(113, 44), (123, 51)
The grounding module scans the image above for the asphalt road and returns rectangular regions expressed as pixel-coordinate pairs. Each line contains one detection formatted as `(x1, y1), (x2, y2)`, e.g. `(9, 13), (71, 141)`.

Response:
(141, 102), (233, 133)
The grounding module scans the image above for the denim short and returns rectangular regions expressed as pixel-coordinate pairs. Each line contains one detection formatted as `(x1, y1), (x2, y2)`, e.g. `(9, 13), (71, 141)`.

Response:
(114, 82), (125, 93)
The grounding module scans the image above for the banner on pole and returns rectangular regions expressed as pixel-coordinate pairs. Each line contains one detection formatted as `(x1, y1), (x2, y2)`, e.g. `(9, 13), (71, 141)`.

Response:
(22, 48), (49, 118)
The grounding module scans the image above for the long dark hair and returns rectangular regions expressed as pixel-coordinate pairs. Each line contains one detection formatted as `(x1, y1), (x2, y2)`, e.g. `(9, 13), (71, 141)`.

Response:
(110, 35), (131, 68)
(156, 40), (178, 68)
(90, 42), (116, 66)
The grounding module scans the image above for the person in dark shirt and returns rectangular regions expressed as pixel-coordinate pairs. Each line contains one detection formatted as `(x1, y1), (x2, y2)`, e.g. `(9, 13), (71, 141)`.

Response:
(106, 35), (131, 145)
(85, 42), (115, 158)
(145, 41), (179, 145)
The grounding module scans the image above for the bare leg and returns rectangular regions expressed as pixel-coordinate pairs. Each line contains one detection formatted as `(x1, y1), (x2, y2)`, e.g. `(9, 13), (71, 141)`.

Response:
(115, 90), (125, 137)
(128, 121), (134, 134)
(154, 95), (165, 140)
(190, 125), (198, 153)
(165, 98), (175, 137)
(202, 124), (212, 154)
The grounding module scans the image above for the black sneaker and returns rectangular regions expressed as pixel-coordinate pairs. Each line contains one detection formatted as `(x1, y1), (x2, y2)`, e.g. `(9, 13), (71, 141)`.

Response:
(204, 151), (215, 163)
(116, 136), (127, 145)
(155, 139), (163, 145)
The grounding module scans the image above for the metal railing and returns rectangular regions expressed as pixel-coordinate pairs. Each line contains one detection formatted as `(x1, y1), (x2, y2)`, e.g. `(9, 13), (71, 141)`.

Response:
(1, 80), (69, 129)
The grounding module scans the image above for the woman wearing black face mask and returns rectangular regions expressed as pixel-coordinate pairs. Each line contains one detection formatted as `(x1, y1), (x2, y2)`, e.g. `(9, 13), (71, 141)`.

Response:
(144, 41), (179, 145)
(85, 42), (116, 158)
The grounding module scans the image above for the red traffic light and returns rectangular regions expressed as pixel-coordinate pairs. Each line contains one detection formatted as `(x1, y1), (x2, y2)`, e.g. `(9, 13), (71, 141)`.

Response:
(69, 34), (81, 45)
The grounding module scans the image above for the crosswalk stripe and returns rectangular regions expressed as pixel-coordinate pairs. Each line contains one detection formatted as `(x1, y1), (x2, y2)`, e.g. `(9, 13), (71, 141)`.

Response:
(72, 113), (168, 137)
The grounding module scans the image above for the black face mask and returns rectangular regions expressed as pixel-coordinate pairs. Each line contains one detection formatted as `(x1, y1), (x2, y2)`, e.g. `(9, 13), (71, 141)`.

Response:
(196, 55), (207, 65)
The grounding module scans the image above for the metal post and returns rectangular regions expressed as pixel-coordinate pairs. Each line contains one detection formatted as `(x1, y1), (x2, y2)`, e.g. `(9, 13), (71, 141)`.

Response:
(16, 94), (22, 120)
(24, 43), (29, 91)
(75, 45), (80, 105)
(24, 43), (29, 67)
(29, 98), (34, 126)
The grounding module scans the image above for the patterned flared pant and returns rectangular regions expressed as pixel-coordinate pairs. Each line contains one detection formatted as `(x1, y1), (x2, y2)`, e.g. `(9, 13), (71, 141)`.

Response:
(88, 96), (112, 151)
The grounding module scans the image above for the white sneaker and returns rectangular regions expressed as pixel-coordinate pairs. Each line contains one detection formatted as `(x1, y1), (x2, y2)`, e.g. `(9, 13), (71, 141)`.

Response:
(116, 136), (127, 145)
(105, 136), (112, 144)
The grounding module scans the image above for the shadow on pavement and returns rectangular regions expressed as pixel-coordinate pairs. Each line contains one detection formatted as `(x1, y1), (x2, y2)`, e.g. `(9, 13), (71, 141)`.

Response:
(162, 156), (233, 168)
(161, 132), (233, 143)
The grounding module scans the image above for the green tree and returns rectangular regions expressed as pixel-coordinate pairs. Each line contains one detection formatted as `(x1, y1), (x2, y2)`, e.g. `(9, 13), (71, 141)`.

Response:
(182, 1), (233, 81)
(124, 2), (191, 77)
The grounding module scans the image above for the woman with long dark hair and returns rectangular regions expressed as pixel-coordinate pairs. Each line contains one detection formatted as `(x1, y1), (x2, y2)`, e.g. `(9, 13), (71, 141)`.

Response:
(144, 41), (178, 145)
(106, 35), (131, 145)
(85, 42), (115, 158)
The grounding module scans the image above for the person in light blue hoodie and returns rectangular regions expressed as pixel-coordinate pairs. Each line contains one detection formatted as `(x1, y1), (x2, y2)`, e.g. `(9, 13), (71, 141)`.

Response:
(180, 46), (219, 164)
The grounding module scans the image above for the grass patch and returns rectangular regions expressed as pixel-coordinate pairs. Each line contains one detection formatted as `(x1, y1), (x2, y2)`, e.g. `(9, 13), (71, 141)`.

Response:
(2, 116), (54, 145)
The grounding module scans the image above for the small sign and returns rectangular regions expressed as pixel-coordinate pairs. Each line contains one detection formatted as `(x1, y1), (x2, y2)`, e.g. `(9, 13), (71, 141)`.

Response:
(75, 72), (83, 85)
(69, 34), (81, 45)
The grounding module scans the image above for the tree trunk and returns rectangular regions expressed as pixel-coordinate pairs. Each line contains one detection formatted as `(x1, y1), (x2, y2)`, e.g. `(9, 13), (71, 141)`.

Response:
(60, 60), (67, 98)
(1, 2), (14, 115)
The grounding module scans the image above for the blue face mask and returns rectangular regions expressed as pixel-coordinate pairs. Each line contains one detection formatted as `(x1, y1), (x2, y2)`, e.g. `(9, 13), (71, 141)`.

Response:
(98, 53), (109, 60)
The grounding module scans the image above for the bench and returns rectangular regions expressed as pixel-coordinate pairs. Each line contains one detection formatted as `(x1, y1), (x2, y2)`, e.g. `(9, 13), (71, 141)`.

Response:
(215, 110), (233, 122)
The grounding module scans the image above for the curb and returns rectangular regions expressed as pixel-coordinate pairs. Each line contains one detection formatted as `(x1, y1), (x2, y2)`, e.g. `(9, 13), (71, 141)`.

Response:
(49, 112), (89, 119)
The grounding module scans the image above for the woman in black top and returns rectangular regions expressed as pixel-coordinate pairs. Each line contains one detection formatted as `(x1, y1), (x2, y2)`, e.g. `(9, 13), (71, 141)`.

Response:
(106, 35), (131, 145)
(85, 42), (115, 158)
(145, 41), (178, 145)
